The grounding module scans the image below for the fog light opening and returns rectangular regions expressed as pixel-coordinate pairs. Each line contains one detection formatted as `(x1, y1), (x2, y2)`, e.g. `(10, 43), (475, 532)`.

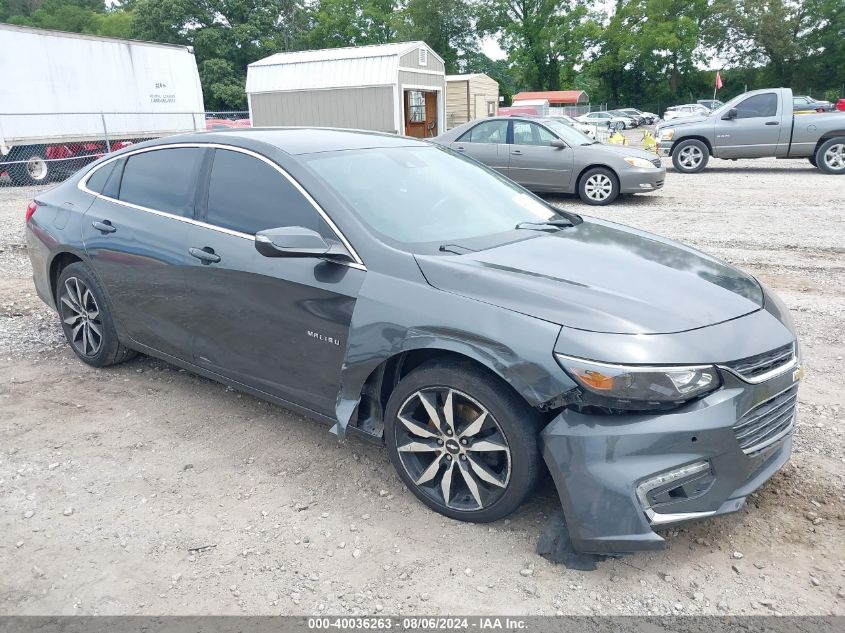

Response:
(636, 461), (717, 525)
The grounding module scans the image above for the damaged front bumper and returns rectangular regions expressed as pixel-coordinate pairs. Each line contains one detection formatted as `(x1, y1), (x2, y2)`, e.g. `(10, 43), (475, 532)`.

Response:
(539, 367), (798, 554)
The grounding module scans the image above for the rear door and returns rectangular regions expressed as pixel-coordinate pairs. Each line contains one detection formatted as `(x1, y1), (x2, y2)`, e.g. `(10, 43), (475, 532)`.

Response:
(81, 146), (205, 360)
(714, 92), (782, 158)
(450, 119), (510, 176)
(507, 120), (574, 191)
(183, 147), (364, 416)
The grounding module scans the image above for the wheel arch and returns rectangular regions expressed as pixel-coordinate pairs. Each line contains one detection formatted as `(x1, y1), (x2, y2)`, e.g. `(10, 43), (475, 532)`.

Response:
(813, 133), (845, 155)
(670, 135), (713, 156)
(575, 163), (619, 192)
(48, 251), (86, 307)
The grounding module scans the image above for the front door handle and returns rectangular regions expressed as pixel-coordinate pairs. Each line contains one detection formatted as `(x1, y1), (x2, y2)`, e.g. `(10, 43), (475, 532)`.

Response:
(92, 220), (116, 234)
(765, 121), (779, 126)
(511, 150), (523, 156)
(189, 246), (221, 265)
(454, 146), (465, 151)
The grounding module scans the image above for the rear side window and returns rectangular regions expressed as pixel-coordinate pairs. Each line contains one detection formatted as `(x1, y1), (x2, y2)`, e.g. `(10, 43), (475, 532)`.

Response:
(736, 94), (778, 119)
(205, 149), (334, 237)
(119, 148), (205, 217)
(85, 161), (115, 194)
(458, 120), (508, 144)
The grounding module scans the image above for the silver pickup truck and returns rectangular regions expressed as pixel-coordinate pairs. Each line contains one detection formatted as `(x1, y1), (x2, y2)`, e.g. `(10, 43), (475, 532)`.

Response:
(657, 88), (845, 175)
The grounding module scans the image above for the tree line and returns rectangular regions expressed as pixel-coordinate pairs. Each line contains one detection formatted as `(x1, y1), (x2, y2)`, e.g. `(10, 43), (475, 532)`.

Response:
(2, 0), (843, 111)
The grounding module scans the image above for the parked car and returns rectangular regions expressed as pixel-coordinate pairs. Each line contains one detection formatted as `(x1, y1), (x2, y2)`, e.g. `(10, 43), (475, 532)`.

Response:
(792, 95), (834, 112)
(663, 104), (710, 121)
(618, 108), (657, 125)
(609, 110), (640, 128)
(837, 99), (845, 112)
(26, 128), (802, 554)
(435, 116), (665, 205)
(546, 113), (602, 139)
(697, 99), (724, 111)
(656, 88), (845, 174)
(576, 111), (635, 130)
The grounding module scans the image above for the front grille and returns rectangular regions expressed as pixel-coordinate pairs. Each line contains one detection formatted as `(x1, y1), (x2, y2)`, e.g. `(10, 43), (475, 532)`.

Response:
(724, 342), (795, 381)
(650, 158), (662, 168)
(733, 386), (797, 455)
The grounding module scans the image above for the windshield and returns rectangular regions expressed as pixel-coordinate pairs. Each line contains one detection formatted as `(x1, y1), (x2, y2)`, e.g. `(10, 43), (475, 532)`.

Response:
(303, 145), (574, 251)
(538, 118), (594, 145)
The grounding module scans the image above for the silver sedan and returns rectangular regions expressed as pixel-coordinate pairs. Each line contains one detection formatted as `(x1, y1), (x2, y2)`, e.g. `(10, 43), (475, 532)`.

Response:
(434, 116), (666, 205)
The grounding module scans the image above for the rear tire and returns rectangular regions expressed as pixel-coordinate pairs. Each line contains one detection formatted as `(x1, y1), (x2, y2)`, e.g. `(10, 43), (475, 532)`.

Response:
(578, 167), (619, 205)
(815, 137), (845, 174)
(56, 262), (136, 367)
(384, 359), (542, 523)
(672, 139), (709, 173)
(7, 146), (53, 186)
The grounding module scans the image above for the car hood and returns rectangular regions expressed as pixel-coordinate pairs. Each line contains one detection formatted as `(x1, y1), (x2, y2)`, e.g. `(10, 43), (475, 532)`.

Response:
(659, 115), (709, 128)
(586, 143), (659, 161)
(415, 219), (763, 335)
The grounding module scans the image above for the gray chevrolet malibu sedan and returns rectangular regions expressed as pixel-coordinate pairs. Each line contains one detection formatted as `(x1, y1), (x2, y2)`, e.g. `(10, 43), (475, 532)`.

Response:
(26, 128), (801, 554)
(434, 116), (666, 205)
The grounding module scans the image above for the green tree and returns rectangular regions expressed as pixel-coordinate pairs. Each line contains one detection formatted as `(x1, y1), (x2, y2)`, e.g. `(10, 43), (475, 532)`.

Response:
(304, 0), (394, 48)
(478, 0), (593, 91)
(392, 0), (478, 73)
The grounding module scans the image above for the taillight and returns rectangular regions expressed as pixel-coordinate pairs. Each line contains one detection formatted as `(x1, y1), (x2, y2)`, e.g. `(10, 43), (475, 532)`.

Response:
(25, 200), (38, 223)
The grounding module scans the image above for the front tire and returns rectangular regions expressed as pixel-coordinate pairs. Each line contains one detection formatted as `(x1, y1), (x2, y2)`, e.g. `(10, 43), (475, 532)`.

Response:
(57, 262), (136, 367)
(615, 121), (625, 130)
(384, 359), (542, 523)
(815, 137), (845, 174)
(578, 167), (619, 205)
(672, 139), (709, 173)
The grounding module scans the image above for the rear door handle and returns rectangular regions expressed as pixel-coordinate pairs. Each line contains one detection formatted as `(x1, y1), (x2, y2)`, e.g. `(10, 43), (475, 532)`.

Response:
(511, 150), (523, 155)
(765, 121), (779, 126)
(92, 220), (116, 234)
(189, 246), (221, 265)
(454, 146), (465, 151)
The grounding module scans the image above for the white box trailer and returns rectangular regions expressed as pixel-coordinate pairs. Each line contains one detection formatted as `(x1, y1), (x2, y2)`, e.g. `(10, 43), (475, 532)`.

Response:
(0, 24), (205, 185)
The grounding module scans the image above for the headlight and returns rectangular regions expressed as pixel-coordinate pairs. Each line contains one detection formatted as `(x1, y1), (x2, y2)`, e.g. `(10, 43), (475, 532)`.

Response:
(623, 156), (657, 169)
(659, 129), (675, 141)
(556, 354), (720, 404)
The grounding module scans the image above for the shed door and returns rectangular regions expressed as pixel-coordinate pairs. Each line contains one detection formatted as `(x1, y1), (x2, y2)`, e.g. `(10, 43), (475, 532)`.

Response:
(404, 89), (438, 138)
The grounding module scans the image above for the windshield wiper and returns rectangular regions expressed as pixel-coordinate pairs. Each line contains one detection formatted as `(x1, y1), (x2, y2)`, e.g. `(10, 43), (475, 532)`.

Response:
(514, 218), (575, 232)
(438, 244), (477, 255)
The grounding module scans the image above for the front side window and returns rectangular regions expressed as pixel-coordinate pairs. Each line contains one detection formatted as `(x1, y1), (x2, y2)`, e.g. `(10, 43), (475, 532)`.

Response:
(205, 149), (333, 237)
(512, 121), (557, 146)
(735, 93), (778, 119)
(119, 148), (205, 217)
(303, 145), (570, 250)
(458, 120), (508, 144)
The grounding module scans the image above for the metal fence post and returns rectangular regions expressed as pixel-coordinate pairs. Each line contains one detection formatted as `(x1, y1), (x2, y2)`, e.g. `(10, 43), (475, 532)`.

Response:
(101, 112), (111, 153)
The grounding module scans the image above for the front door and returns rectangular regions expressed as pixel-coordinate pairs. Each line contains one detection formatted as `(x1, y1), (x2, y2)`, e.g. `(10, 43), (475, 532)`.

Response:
(183, 147), (364, 416)
(715, 92), (782, 158)
(450, 119), (510, 176)
(508, 120), (574, 191)
(81, 147), (206, 359)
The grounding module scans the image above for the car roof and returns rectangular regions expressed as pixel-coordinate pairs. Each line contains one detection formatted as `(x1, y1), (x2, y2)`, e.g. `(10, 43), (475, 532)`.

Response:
(146, 127), (429, 156)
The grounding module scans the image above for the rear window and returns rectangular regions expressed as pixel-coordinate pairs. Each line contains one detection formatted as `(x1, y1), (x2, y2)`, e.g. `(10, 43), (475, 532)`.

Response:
(118, 148), (205, 217)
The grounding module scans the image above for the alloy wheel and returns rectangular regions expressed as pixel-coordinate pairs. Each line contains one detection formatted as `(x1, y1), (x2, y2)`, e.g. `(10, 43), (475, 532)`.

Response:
(394, 387), (512, 512)
(823, 143), (845, 170)
(678, 146), (703, 169)
(60, 276), (103, 356)
(584, 173), (614, 201)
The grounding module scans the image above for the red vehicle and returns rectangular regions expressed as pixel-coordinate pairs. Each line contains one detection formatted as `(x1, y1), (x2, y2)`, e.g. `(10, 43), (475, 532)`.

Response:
(205, 118), (252, 130)
(836, 99), (845, 112)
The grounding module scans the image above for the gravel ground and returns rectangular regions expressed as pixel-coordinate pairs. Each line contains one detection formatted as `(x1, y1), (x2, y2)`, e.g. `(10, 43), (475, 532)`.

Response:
(0, 156), (843, 616)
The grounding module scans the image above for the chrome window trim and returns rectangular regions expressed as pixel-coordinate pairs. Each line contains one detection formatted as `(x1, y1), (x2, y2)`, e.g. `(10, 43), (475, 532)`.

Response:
(77, 142), (367, 270)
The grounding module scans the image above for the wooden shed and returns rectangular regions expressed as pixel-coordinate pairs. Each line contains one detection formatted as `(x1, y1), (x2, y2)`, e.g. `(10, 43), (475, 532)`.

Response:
(445, 74), (500, 129)
(246, 42), (446, 138)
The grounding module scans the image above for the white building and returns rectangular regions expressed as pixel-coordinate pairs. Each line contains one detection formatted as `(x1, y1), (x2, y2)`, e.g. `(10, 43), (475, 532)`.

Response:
(246, 42), (446, 137)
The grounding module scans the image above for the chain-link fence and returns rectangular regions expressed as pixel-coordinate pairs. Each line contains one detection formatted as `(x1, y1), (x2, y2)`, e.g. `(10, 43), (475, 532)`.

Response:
(0, 111), (249, 188)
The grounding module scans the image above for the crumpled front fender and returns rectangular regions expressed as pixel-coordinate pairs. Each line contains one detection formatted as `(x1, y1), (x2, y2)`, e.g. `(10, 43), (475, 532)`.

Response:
(332, 269), (572, 437)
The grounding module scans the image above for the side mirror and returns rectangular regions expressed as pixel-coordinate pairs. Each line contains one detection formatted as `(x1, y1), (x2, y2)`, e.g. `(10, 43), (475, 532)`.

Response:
(722, 108), (738, 120)
(255, 226), (352, 262)
(550, 139), (567, 149)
